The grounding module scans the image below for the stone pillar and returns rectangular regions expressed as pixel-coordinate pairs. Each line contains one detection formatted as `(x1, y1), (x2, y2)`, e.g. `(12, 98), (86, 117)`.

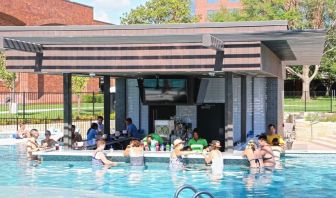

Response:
(241, 75), (247, 142)
(266, 77), (284, 135)
(63, 73), (72, 148)
(115, 78), (126, 131)
(103, 76), (111, 137)
(225, 72), (233, 152)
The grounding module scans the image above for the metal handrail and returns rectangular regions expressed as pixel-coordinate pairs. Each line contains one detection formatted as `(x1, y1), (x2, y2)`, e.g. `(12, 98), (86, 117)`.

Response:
(192, 191), (215, 198)
(174, 184), (199, 198)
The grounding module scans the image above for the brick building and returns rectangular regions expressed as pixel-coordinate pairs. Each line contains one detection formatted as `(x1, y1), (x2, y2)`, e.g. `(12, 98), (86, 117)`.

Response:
(0, 0), (108, 93)
(192, 0), (242, 22)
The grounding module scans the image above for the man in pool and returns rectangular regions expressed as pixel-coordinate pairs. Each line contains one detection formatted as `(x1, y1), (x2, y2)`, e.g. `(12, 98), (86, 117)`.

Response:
(41, 130), (57, 148)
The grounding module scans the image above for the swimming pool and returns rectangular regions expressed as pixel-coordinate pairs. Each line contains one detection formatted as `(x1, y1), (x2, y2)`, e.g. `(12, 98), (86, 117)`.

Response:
(1, 144), (335, 198)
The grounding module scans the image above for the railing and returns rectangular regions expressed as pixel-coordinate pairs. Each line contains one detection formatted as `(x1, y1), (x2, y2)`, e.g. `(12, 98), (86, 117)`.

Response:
(284, 90), (336, 112)
(174, 184), (215, 198)
(0, 91), (115, 139)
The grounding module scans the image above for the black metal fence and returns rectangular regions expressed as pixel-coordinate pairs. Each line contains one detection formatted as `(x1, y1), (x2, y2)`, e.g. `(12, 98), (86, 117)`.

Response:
(0, 92), (115, 138)
(284, 90), (336, 112)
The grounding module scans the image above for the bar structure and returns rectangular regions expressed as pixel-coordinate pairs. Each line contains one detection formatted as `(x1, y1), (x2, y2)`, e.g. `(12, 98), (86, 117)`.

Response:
(0, 21), (326, 151)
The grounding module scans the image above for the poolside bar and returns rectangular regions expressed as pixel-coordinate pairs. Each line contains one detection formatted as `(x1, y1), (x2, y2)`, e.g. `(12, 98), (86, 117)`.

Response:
(0, 21), (326, 151)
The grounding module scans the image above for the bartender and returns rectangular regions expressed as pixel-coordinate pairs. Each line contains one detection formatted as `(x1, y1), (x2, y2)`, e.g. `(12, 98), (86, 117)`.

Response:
(187, 128), (208, 152)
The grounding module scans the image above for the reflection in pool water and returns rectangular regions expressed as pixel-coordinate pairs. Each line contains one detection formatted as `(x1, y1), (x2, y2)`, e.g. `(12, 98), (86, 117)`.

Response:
(1, 144), (336, 198)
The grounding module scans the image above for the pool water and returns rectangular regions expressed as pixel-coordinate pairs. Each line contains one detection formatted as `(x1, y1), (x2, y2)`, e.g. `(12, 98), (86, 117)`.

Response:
(1, 144), (336, 198)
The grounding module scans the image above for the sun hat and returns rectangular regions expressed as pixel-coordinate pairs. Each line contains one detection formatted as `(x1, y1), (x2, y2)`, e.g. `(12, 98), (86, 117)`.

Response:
(210, 140), (221, 148)
(173, 139), (184, 148)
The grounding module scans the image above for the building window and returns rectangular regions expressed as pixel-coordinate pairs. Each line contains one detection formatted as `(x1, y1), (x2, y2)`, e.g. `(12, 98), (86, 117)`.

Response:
(228, 0), (240, 3)
(207, 0), (218, 3)
(207, 10), (216, 19)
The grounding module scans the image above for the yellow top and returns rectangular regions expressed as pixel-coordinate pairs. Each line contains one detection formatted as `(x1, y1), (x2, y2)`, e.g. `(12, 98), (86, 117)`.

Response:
(267, 134), (285, 146)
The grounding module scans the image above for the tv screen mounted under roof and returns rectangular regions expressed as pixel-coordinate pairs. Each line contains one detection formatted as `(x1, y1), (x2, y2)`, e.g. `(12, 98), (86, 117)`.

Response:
(138, 78), (192, 105)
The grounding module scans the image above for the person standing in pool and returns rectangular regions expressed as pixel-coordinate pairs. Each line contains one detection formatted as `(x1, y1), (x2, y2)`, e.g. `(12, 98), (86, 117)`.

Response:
(202, 140), (224, 176)
(243, 140), (264, 168)
(169, 139), (198, 169)
(256, 134), (275, 167)
(124, 140), (145, 166)
(26, 129), (42, 161)
(92, 140), (117, 167)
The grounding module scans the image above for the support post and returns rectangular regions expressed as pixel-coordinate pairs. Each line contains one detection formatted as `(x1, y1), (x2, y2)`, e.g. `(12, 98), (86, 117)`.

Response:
(116, 78), (126, 131)
(63, 73), (72, 148)
(241, 76), (247, 143)
(103, 76), (111, 138)
(225, 72), (234, 152)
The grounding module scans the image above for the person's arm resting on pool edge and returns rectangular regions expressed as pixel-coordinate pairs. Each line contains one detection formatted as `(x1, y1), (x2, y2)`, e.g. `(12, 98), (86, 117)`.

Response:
(96, 152), (117, 166)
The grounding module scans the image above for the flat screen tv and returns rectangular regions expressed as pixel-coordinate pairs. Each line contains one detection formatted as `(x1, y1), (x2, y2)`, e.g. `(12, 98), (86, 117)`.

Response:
(138, 78), (189, 105)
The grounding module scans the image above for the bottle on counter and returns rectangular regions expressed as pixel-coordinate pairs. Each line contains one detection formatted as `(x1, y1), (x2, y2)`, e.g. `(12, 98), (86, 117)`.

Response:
(166, 144), (170, 152)
(171, 144), (174, 151)
(156, 143), (160, 151)
(160, 144), (165, 151)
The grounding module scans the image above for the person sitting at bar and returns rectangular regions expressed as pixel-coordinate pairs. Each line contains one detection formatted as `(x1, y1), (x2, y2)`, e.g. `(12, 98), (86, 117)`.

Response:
(143, 133), (163, 151)
(16, 122), (30, 139)
(71, 125), (83, 144)
(187, 129), (208, 152)
(266, 124), (285, 148)
(87, 123), (98, 146)
(125, 118), (140, 139)
(97, 116), (104, 134)
(92, 140), (117, 167)
(123, 140), (145, 166)
(41, 130), (57, 148)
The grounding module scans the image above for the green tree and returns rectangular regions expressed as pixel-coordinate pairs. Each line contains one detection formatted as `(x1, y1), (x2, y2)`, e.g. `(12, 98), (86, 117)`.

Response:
(0, 52), (16, 92)
(120, 0), (199, 24)
(72, 76), (88, 118)
(210, 0), (336, 100)
(0, 52), (17, 113)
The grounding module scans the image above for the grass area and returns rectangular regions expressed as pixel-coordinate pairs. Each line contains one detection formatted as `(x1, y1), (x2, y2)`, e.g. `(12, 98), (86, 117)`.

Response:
(284, 96), (336, 112)
(0, 103), (105, 119)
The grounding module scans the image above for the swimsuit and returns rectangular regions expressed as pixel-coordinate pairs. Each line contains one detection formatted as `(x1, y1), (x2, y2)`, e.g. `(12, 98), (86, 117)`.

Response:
(211, 151), (224, 175)
(92, 152), (104, 166)
(169, 155), (185, 169)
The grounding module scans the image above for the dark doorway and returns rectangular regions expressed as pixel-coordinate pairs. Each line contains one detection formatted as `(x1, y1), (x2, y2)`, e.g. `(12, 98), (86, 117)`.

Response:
(197, 103), (225, 151)
(149, 105), (176, 133)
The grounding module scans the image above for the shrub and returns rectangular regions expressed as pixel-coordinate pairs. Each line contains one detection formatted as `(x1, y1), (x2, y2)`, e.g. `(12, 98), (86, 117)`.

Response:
(82, 94), (104, 103)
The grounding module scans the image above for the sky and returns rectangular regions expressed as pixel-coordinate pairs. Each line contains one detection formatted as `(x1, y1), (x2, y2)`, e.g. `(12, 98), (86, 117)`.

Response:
(71, 0), (148, 24)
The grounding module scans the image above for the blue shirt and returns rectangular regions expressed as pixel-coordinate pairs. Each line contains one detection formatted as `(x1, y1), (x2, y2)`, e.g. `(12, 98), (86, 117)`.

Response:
(127, 123), (140, 139)
(87, 128), (97, 141)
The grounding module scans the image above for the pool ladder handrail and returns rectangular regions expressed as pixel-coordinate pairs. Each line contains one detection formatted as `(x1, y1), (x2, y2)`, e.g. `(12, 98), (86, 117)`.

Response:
(174, 184), (215, 198)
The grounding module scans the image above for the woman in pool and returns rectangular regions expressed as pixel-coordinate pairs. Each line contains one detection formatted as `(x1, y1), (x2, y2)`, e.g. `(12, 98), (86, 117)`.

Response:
(169, 139), (197, 169)
(92, 140), (117, 167)
(202, 140), (224, 176)
(243, 140), (264, 168)
(124, 140), (145, 166)
(256, 134), (275, 167)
